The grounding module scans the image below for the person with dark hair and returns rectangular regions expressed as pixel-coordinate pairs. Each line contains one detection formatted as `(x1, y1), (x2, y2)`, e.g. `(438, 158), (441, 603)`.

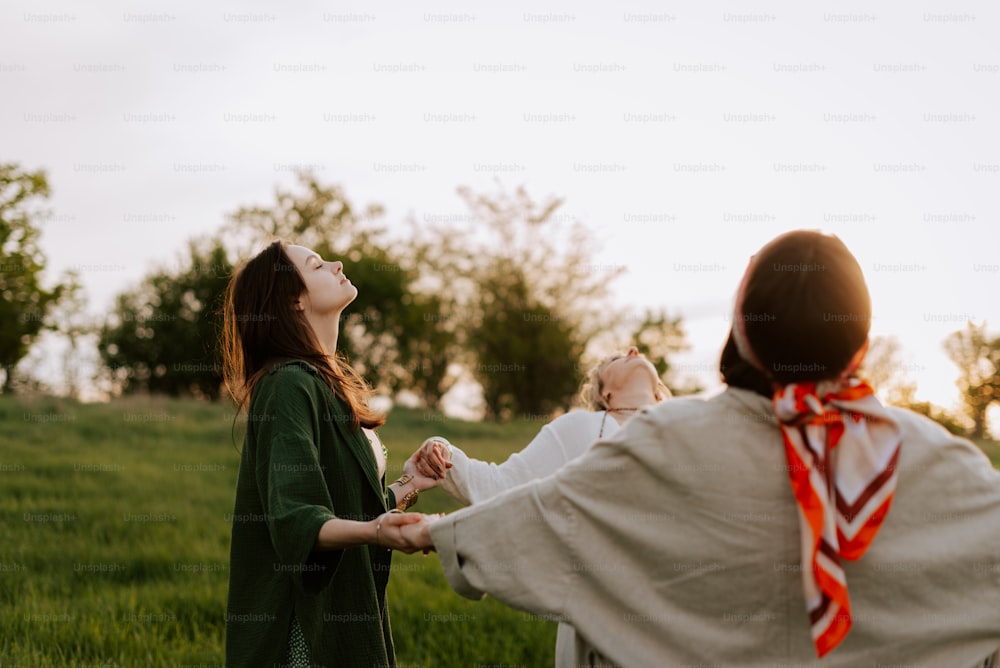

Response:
(719, 329), (774, 398)
(222, 240), (439, 667)
(404, 230), (1000, 667)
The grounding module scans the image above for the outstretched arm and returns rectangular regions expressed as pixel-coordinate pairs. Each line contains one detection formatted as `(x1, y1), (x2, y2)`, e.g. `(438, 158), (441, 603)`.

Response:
(414, 416), (584, 506)
(315, 511), (434, 554)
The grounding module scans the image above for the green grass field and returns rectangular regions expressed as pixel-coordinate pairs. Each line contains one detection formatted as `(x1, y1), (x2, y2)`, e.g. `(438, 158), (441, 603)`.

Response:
(0, 394), (554, 667)
(2, 394), (998, 667)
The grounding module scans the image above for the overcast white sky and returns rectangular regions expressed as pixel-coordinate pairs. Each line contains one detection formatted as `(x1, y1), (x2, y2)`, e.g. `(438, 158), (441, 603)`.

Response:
(2, 0), (999, 422)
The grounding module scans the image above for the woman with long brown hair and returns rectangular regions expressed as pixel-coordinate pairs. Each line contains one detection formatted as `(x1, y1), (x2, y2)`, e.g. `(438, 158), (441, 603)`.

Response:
(221, 240), (438, 667)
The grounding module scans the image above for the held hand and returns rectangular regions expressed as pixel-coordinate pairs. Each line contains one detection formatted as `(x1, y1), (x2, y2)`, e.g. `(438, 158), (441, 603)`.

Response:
(403, 439), (453, 491)
(399, 513), (442, 553)
(374, 512), (438, 554)
(409, 437), (453, 481)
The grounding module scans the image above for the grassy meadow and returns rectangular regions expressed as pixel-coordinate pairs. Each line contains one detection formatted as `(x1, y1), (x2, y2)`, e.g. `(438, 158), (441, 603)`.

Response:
(1, 394), (998, 667)
(0, 394), (554, 667)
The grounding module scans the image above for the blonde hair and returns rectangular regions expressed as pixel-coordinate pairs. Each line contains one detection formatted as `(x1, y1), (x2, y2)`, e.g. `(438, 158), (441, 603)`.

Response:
(578, 351), (671, 410)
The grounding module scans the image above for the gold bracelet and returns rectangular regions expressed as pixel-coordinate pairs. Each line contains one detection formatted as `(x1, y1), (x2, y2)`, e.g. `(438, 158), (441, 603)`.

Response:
(398, 488), (419, 511)
(393, 474), (417, 510)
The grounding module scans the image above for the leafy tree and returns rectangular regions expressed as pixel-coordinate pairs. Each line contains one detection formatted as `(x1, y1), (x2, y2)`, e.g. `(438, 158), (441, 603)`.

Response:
(424, 184), (624, 420)
(397, 217), (480, 410)
(0, 163), (68, 392)
(394, 292), (462, 410)
(46, 271), (94, 399)
(628, 308), (692, 394)
(860, 335), (919, 406)
(943, 322), (1000, 439)
(98, 238), (233, 399)
(859, 335), (966, 436)
(470, 270), (584, 420)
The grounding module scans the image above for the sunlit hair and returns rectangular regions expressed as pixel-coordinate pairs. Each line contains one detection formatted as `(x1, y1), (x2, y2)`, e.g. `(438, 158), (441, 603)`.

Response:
(221, 240), (384, 432)
(735, 230), (870, 384)
(578, 351), (671, 410)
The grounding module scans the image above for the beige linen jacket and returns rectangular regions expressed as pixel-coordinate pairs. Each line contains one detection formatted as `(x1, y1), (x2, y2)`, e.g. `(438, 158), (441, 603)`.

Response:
(430, 387), (1000, 668)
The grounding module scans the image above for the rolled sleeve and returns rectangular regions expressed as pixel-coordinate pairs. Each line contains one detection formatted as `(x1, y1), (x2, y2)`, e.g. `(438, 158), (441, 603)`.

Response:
(259, 435), (337, 564)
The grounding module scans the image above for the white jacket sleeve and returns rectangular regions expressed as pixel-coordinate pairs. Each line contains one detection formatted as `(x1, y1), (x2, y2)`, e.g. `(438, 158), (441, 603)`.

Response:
(441, 413), (596, 506)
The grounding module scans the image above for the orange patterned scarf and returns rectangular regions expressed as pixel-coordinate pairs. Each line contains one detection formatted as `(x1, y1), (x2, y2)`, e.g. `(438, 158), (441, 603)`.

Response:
(730, 253), (903, 656)
(772, 378), (902, 657)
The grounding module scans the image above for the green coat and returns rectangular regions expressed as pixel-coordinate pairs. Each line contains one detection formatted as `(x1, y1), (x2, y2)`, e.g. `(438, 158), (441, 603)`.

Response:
(225, 360), (397, 667)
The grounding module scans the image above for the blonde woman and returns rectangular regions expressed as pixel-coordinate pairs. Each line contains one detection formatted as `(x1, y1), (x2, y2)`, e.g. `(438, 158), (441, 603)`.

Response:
(413, 347), (670, 505)
(410, 346), (670, 666)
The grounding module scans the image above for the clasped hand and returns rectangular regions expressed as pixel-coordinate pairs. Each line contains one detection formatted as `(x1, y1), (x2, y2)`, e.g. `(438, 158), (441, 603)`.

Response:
(374, 511), (438, 554)
(408, 436), (453, 481)
(376, 437), (454, 553)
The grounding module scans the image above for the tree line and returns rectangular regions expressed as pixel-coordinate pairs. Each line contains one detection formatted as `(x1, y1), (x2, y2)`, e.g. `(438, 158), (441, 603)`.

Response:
(2, 164), (685, 421)
(2, 161), (999, 436)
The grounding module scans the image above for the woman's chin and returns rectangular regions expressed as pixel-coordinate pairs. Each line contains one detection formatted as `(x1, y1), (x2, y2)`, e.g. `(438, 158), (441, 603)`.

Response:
(339, 288), (359, 311)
